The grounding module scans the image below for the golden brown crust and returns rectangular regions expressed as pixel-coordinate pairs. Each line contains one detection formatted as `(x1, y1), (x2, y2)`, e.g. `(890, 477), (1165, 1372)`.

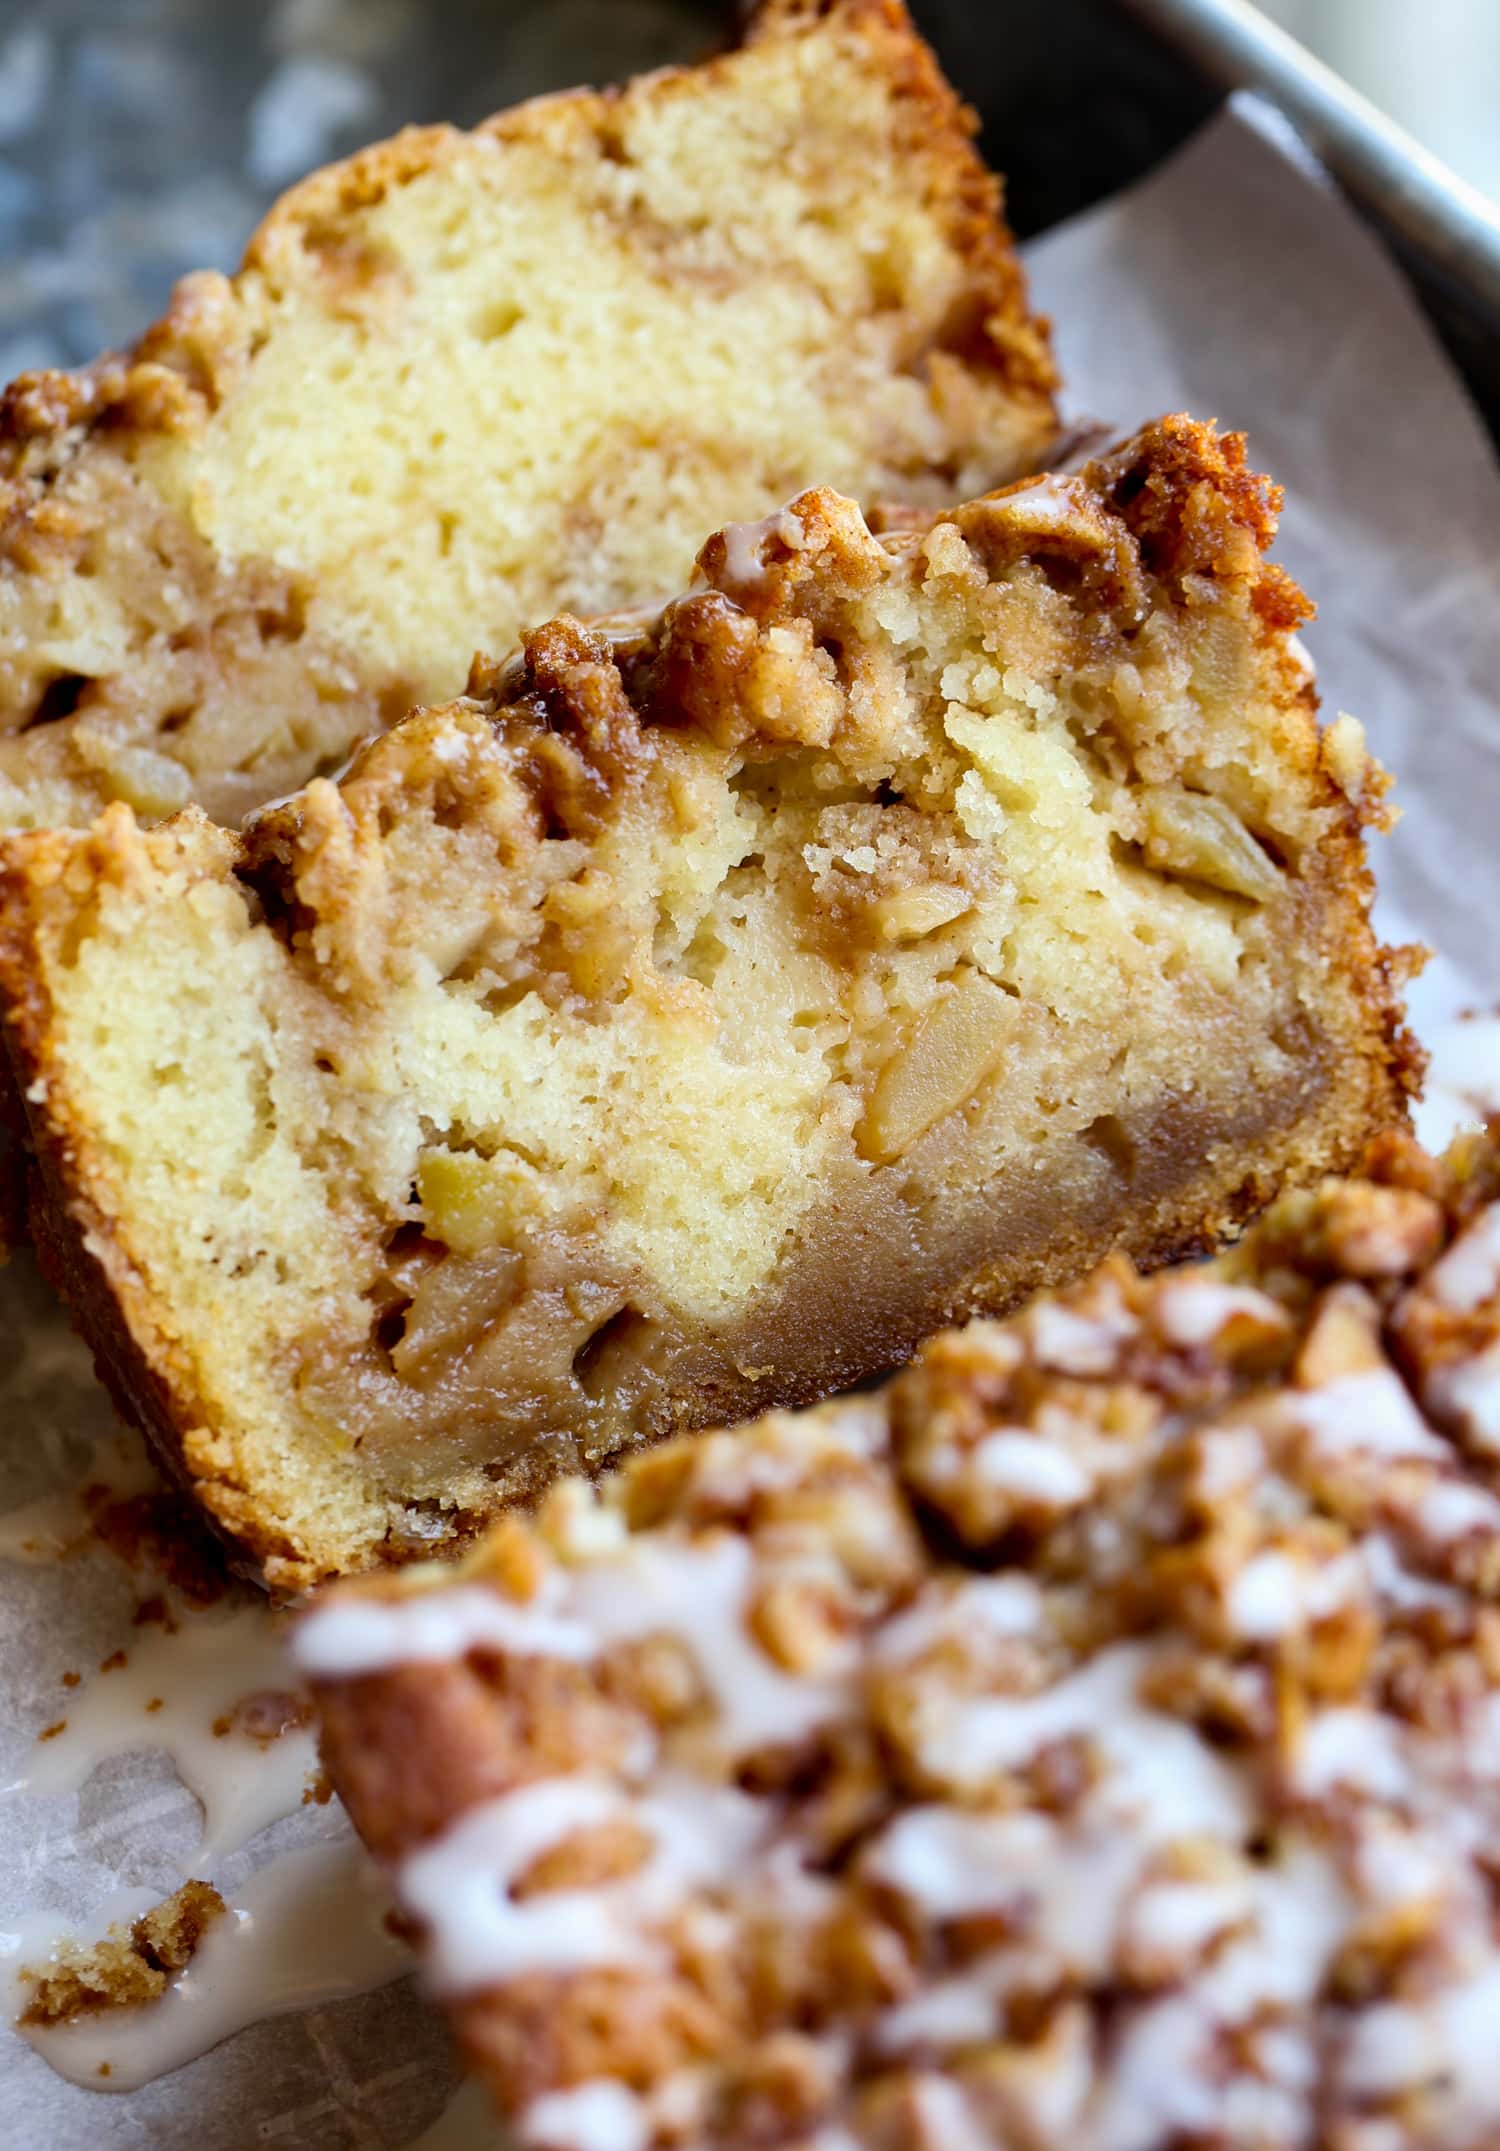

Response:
(305, 1133), (1500, 2148)
(741, 0), (1056, 410)
(1085, 412), (1284, 581)
(0, 811), (313, 1582)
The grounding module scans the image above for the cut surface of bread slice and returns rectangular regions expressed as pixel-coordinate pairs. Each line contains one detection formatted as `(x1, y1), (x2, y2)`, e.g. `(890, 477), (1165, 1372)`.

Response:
(0, 418), (1415, 1587)
(299, 1129), (1500, 2151)
(0, 0), (1055, 832)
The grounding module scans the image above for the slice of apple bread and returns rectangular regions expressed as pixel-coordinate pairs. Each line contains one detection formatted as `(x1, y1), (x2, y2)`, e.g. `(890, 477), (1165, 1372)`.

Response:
(0, 418), (1416, 1586)
(0, 0), (1055, 832)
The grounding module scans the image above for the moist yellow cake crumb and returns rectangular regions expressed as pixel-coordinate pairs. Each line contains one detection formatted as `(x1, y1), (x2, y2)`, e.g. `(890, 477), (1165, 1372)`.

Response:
(0, 0), (1055, 832)
(0, 418), (1415, 1589)
(18, 1881), (225, 2027)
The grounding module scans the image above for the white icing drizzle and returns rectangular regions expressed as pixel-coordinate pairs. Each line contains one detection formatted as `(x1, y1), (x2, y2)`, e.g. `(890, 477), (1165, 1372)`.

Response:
(1190, 1424), (1265, 1501)
(909, 1641), (1252, 1819)
(855, 1588), (1500, 2151)
(1153, 1279), (1281, 1349)
(869, 1807), (1043, 1925)
(872, 1695), (1250, 1963)
(1291, 1368), (1449, 1460)
(455, 2058), (707, 2151)
(0, 1487), (104, 1567)
(521, 2080), (649, 2151)
(1122, 1872), (1253, 1962)
(1085, 1844), (1350, 2151)
(9, 1839), (408, 2093)
(0, 1894), (156, 1985)
(306, 1213), (1500, 2151)
(875, 1965), (1004, 2055)
(295, 1581), (597, 1678)
(685, 1399), (884, 1509)
(1290, 1707), (1411, 1802)
(999, 2001), (1096, 2143)
(868, 1808), (1364, 2151)
(1341, 1962), (1500, 2138)
(715, 505), (807, 596)
(302, 1531), (852, 1765)
(399, 1777), (636, 1990)
(1415, 1475), (1500, 1545)
(869, 1753), (1247, 1983)
(1354, 1812), (1462, 1911)
(399, 1771), (766, 1997)
(1025, 1301), (1133, 1376)
(872, 1573), (1042, 1666)
(1431, 1341), (1500, 1454)
(908, 2073), (992, 2150)
(1224, 1546), (1365, 1639)
(12, 1601), (317, 1859)
(1427, 1202), (1500, 1312)
(972, 1431), (1090, 1503)
(573, 1535), (852, 1754)
(1466, 1691), (1500, 1778)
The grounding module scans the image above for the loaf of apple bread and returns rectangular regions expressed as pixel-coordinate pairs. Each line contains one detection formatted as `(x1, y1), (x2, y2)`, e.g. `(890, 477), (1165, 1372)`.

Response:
(0, 0), (1055, 831)
(300, 1127), (1500, 2150)
(0, 418), (1415, 1586)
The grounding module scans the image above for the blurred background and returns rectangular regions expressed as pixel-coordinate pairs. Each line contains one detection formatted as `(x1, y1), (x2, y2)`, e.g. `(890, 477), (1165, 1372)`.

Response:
(0, 0), (1494, 378)
(1257, 0), (1500, 200)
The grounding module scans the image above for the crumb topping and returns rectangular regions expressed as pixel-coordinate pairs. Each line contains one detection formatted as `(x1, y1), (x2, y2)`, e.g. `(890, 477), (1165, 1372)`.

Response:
(304, 1134), (1500, 2148)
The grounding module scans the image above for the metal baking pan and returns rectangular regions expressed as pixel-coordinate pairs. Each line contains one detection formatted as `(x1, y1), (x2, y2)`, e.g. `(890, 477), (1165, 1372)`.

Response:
(907, 0), (1500, 444)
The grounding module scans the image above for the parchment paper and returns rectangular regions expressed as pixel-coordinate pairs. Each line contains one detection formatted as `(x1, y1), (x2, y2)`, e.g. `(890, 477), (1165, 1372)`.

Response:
(2, 93), (1499, 2151)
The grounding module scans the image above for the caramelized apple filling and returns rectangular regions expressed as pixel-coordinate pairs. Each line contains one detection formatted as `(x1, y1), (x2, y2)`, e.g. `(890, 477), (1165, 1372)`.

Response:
(301, 1221), (648, 1490)
(857, 972), (1016, 1164)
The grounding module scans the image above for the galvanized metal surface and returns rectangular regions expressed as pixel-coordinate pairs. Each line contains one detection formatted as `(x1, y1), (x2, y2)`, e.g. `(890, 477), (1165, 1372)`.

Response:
(0, 0), (719, 377)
